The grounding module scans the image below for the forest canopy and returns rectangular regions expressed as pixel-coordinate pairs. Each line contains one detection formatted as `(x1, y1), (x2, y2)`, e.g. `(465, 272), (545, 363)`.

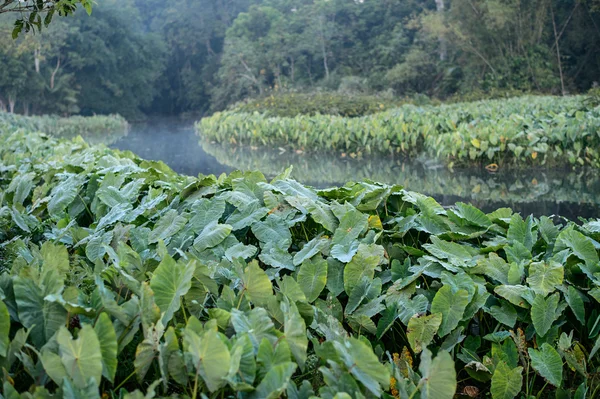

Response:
(0, 0), (599, 119)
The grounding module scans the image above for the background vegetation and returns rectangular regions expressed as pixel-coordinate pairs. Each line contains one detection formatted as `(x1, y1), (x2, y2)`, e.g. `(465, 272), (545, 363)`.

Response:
(199, 95), (600, 168)
(0, 0), (599, 119)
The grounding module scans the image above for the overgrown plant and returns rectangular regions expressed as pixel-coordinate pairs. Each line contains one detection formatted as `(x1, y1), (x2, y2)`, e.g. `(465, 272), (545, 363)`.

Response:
(1, 127), (600, 398)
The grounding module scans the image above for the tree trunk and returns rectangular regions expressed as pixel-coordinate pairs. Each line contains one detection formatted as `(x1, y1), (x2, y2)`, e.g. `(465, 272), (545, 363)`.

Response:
(318, 16), (330, 79)
(23, 102), (29, 116)
(8, 95), (16, 113)
(290, 57), (295, 83)
(34, 47), (41, 73)
(435, 0), (447, 61)
(50, 57), (61, 90)
(551, 5), (566, 95)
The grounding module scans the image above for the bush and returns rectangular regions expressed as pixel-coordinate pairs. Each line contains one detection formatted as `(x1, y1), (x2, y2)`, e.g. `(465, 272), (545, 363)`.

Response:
(2, 127), (600, 397)
(199, 95), (600, 168)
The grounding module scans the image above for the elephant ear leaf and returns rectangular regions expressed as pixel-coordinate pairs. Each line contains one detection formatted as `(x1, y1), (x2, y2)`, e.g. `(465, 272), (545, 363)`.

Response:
(526, 261), (563, 296)
(419, 347), (457, 399)
(297, 257), (327, 303)
(242, 261), (273, 307)
(430, 286), (469, 337)
(250, 362), (297, 399)
(94, 313), (118, 383)
(183, 328), (230, 392)
(57, 325), (103, 389)
(407, 313), (442, 354)
(0, 300), (9, 357)
(528, 343), (563, 387)
(150, 253), (195, 325)
(333, 337), (390, 397)
(491, 361), (523, 399)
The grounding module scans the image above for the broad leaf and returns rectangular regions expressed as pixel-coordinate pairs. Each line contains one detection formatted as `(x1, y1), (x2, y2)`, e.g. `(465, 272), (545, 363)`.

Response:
(431, 286), (469, 337)
(150, 254), (195, 325)
(407, 313), (442, 353)
(297, 257), (327, 303)
(528, 343), (563, 387)
(94, 313), (118, 382)
(491, 362), (523, 399)
(57, 325), (103, 389)
(527, 261), (563, 296)
(419, 348), (457, 399)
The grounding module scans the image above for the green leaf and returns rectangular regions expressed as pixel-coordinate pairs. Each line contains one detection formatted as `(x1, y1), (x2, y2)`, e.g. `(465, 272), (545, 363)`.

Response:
(565, 285), (586, 324)
(94, 313), (118, 382)
(453, 202), (492, 228)
(193, 221), (233, 251)
(488, 300), (517, 328)
(0, 300), (8, 357)
(491, 362), (523, 399)
(8, 172), (35, 205)
(407, 313), (442, 353)
(343, 243), (383, 294)
(148, 209), (188, 244)
(330, 207), (368, 262)
(57, 325), (103, 389)
(150, 254), (195, 325)
(242, 261), (273, 307)
(334, 337), (390, 397)
(531, 293), (560, 337)
(184, 328), (230, 392)
(507, 214), (536, 250)
(282, 299), (308, 370)
(431, 286), (469, 337)
(293, 236), (329, 266)
(297, 257), (327, 303)
(48, 175), (82, 218)
(556, 228), (599, 265)
(419, 348), (457, 399)
(526, 261), (563, 296)
(250, 362), (297, 399)
(528, 343), (563, 387)
(423, 236), (477, 269)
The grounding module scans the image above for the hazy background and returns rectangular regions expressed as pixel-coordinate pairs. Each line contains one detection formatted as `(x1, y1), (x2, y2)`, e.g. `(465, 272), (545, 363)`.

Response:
(0, 0), (598, 120)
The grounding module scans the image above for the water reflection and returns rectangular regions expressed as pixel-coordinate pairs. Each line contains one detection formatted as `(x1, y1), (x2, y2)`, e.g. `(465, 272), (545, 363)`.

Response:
(108, 121), (600, 218)
(198, 140), (600, 218)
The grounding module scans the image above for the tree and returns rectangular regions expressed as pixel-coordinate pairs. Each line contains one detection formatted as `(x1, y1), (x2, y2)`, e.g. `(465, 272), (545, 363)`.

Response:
(0, 0), (93, 37)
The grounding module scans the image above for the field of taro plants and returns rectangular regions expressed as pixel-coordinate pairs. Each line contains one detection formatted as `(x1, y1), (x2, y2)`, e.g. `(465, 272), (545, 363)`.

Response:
(198, 95), (600, 169)
(1, 123), (600, 398)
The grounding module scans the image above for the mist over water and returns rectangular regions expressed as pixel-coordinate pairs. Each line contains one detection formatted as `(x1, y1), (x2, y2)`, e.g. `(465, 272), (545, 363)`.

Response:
(110, 119), (600, 220)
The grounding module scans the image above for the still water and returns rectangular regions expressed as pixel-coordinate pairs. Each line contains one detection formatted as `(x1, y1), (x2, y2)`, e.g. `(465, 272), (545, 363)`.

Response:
(110, 120), (600, 219)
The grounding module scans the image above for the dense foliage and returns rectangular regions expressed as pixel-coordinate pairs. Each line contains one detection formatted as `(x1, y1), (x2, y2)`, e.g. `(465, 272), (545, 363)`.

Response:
(2, 0), (600, 116)
(2, 126), (600, 397)
(0, 112), (128, 145)
(199, 95), (600, 168)
(230, 93), (406, 118)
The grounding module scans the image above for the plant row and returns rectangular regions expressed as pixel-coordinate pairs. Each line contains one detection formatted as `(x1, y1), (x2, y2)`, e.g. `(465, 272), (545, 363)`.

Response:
(198, 95), (600, 168)
(1, 126), (600, 397)
(0, 112), (128, 145)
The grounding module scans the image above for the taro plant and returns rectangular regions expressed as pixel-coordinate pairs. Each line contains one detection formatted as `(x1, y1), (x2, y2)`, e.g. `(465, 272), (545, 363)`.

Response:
(198, 95), (600, 168)
(0, 124), (600, 398)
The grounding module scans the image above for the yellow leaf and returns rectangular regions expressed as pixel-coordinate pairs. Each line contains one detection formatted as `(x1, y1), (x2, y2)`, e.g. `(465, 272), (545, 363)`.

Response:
(471, 138), (481, 149)
(532, 152), (538, 159)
